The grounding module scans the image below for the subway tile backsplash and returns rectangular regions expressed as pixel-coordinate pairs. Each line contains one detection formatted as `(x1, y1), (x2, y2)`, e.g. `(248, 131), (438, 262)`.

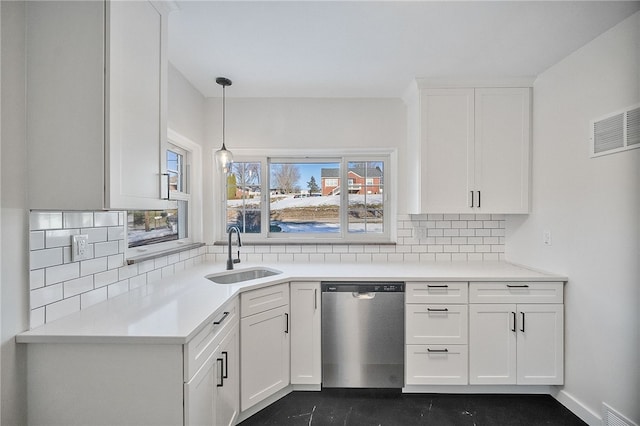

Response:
(28, 211), (504, 328)
(28, 211), (206, 328)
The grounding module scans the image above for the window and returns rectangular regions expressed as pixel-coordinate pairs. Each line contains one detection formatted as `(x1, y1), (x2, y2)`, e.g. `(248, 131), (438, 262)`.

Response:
(128, 134), (201, 252)
(222, 151), (392, 242)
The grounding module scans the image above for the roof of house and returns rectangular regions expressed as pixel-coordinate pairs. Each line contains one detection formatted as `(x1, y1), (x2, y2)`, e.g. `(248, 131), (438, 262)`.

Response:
(320, 167), (383, 178)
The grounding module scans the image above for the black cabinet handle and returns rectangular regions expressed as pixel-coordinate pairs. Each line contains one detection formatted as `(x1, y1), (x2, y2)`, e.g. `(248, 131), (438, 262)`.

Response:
(222, 351), (228, 379)
(213, 311), (229, 325)
(427, 348), (449, 353)
(427, 285), (448, 288)
(314, 289), (318, 310)
(216, 358), (224, 387)
(477, 191), (481, 208)
(511, 312), (516, 332)
(507, 284), (529, 288)
(427, 308), (449, 312)
(470, 191), (474, 208)
(284, 313), (289, 334)
(520, 312), (525, 333)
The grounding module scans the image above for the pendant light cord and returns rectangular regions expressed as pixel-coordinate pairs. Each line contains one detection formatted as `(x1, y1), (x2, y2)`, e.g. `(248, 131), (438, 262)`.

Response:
(222, 84), (226, 149)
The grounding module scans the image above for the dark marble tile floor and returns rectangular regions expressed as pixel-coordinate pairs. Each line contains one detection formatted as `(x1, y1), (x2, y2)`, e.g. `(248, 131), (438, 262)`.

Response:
(238, 389), (587, 426)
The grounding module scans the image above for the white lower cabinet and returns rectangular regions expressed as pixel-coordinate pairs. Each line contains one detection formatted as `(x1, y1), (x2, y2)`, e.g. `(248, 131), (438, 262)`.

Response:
(290, 282), (321, 386)
(469, 282), (564, 385)
(216, 324), (240, 426)
(405, 282), (469, 385)
(240, 284), (290, 412)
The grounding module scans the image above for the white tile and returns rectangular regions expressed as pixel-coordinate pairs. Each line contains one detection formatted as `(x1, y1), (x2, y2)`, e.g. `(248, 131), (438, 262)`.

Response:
(301, 245), (317, 253)
(129, 274), (147, 290)
(30, 212), (62, 230)
(419, 220), (435, 228)
(118, 264), (138, 281)
(324, 253), (341, 263)
(491, 228), (505, 237)
(94, 241), (119, 258)
(107, 280), (130, 298)
(475, 214), (492, 221)
(483, 253), (501, 261)
(339, 254), (356, 262)
(348, 245), (365, 253)
(332, 245), (348, 253)
(460, 245), (475, 253)
(45, 262), (80, 285)
(387, 253), (404, 262)
(247, 254), (263, 263)
(30, 231), (45, 250)
(427, 229), (443, 237)
(161, 265), (175, 278)
(395, 245), (411, 253)
(475, 229), (491, 237)
(404, 253), (420, 262)
(483, 237), (500, 245)
(451, 221), (468, 229)
(308, 254), (325, 263)
(468, 221), (483, 229)
(154, 256), (168, 269)
(253, 245), (270, 254)
(427, 214), (443, 221)
(107, 226), (124, 241)
(168, 253), (181, 264)
(468, 237), (483, 245)
(443, 245), (460, 253)
(44, 229), (80, 248)
(278, 253), (294, 262)
(30, 248), (63, 270)
(411, 245), (427, 253)
(397, 229), (412, 237)
(451, 253), (468, 262)
(364, 245), (380, 253)
(64, 276), (94, 297)
(443, 229), (459, 237)
(118, 211), (125, 225)
(81, 287), (108, 309)
(94, 212), (119, 227)
(475, 245), (491, 253)
(435, 237), (451, 245)
(356, 253), (372, 263)
(30, 269), (45, 290)
(82, 227), (108, 243)
(30, 308), (45, 328)
(371, 253), (388, 263)
(94, 269), (119, 288)
(491, 245), (505, 253)
(419, 253), (436, 262)
(30, 284), (63, 309)
(293, 253), (309, 263)
(436, 221), (452, 229)
(262, 253), (278, 263)
(459, 214), (476, 221)
(435, 253), (452, 262)
(468, 253), (484, 261)
(285, 245), (302, 253)
(379, 245), (396, 253)
(147, 269), (162, 284)
(179, 250), (191, 261)
(80, 257), (108, 276)
(483, 221), (500, 229)
(459, 229), (475, 237)
(138, 260), (154, 274)
(63, 212), (94, 228)
(108, 254), (125, 270)
(451, 237), (467, 245)
(46, 296), (80, 323)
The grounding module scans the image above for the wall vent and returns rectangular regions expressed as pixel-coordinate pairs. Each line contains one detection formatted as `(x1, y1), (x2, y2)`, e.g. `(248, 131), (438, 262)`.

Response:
(591, 104), (640, 157)
(602, 402), (637, 426)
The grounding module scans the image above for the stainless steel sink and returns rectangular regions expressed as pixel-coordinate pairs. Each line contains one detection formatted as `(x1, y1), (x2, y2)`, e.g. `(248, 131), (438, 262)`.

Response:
(205, 267), (282, 284)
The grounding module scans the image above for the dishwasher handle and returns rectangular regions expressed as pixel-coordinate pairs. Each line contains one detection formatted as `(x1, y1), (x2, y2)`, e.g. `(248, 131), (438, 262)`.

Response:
(352, 292), (376, 299)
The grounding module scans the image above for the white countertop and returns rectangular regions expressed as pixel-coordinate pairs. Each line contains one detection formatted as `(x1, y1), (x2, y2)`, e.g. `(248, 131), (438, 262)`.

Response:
(16, 261), (566, 345)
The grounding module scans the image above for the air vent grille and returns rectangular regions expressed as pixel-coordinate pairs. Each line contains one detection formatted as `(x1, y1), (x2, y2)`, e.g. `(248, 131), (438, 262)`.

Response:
(590, 104), (640, 157)
(602, 402), (636, 426)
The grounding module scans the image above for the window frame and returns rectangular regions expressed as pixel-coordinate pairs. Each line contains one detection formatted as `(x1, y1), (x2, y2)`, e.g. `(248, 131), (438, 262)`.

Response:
(217, 148), (396, 244)
(125, 129), (202, 259)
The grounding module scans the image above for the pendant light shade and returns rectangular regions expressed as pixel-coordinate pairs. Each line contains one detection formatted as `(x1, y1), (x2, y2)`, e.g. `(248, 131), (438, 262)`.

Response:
(214, 77), (233, 174)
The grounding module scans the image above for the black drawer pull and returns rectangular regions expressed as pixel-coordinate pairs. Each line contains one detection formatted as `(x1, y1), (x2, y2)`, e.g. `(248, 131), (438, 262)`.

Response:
(427, 285), (448, 288)
(213, 311), (229, 325)
(222, 351), (229, 379)
(427, 308), (449, 312)
(511, 312), (516, 332)
(427, 348), (449, 353)
(506, 284), (529, 288)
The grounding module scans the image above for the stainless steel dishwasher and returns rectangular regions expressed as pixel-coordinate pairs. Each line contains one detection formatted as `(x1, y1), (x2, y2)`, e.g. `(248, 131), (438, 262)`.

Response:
(321, 281), (405, 388)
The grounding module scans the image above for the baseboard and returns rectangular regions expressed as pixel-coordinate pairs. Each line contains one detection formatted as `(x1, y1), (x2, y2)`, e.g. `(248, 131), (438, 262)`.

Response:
(292, 384), (322, 391)
(236, 386), (293, 424)
(403, 384), (552, 394)
(552, 388), (601, 426)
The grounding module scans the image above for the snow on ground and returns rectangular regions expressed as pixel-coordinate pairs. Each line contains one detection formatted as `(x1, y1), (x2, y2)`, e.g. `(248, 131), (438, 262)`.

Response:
(227, 194), (382, 209)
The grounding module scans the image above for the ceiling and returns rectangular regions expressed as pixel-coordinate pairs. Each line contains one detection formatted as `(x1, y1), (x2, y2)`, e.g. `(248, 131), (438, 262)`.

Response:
(168, 1), (640, 98)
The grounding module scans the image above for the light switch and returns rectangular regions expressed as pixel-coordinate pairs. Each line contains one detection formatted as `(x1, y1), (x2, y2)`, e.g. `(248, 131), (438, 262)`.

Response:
(72, 234), (90, 261)
(543, 230), (552, 246)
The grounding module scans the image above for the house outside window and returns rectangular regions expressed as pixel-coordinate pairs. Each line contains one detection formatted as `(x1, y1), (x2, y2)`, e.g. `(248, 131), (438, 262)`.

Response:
(221, 150), (393, 243)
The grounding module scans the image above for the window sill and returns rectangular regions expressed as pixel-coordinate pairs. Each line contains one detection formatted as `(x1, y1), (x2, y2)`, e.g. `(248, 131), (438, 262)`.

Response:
(212, 240), (396, 246)
(126, 242), (205, 265)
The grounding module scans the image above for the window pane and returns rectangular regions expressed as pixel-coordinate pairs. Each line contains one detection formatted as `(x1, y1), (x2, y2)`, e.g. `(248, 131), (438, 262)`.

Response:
(128, 208), (179, 247)
(227, 162), (262, 233)
(347, 161), (384, 233)
(167, 149), (184, 193)
(269, 161), (340, 233)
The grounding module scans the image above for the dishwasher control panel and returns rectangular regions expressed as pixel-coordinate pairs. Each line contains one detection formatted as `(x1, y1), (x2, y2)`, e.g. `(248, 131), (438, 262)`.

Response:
(321, 282), (405, 293)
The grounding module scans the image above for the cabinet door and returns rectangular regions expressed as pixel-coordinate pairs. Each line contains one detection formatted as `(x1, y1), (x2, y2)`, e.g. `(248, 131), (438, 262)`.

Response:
(420, 88), (475, 213)
(474, 88), (531, 213)
(516, 304), (564, 385)
(290, 282), (321, 385)
(184, 352), (216, 426)
(216, 324), (239, 426)
(240, 305), (290, 411)
(107, 1), (169, 210)
(469, 304), (517, 384)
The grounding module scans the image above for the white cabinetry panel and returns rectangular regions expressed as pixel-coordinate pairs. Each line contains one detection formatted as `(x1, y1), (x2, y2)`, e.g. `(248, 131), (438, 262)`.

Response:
(290, 282), (321, 385)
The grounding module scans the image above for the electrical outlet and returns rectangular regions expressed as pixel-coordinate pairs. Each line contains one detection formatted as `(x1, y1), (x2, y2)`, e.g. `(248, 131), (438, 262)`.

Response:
(543, 230), (552, 246)
(72, 234), (90, 261)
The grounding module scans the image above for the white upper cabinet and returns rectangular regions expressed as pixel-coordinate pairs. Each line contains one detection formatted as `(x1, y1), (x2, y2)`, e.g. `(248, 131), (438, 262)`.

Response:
(27, 1), (171, 211)
(406, 83), (531, 214)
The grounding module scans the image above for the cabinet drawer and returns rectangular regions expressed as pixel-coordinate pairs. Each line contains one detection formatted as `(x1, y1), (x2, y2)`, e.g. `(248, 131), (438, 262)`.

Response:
(406, 282), (468, 304)
(241, 283), (290, 318)
(469, 282), (563, 304)
(406, 344), (468, 385)
(406, 304), (468, 345)
(184, 298), (238, 381)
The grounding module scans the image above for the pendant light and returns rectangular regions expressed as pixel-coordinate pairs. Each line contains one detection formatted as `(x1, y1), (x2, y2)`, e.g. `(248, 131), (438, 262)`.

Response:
(214, 77), (233, 174)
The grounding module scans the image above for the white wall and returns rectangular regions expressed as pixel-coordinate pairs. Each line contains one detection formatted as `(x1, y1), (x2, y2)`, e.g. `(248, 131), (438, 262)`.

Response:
(168, 62), (205, 145)
(0, 1), (29, 424)
(202, 97), (406, 243)
(505, 12), (640, 425)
